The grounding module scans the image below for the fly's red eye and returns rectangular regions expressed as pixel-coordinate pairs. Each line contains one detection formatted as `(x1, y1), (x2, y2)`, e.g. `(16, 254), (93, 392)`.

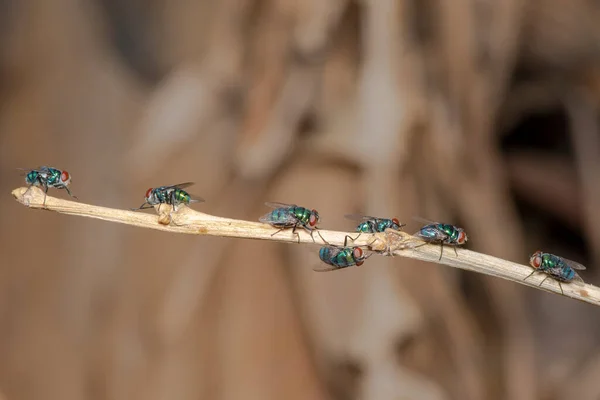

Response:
(392, 218), (400, 226)
(458, 231), (467, 244)
(145, 188), (153, 199)
(530, 251), (542, 269)
(353, 247), (363, 259)
(61, 170), (70, 182)
(309, 214), (317, 226)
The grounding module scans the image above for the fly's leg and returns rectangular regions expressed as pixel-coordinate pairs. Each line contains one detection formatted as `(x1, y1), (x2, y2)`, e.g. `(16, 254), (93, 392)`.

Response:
(170, 192), (177, 213)
(453, 246), (458, 257)
(292, 225), (301, 244)
(131, 202), (153, 211)
(343, 233), (362, 247)
(63, 186), (78, 200)
(438, 242), (444, 261)
(270, 227), (285, 238)
(301, 225), (316, 243)
(23, 183), (34, 198)
(538, 275), (550, 288)
(316, 230), (331, 245)
(43, 185), (49, 208)
(523, 270), (537, 281)
(558, 282), (564, 296)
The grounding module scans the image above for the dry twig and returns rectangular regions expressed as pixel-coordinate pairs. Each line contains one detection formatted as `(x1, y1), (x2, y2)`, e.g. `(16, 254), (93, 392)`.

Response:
(12, 186), (600, 307)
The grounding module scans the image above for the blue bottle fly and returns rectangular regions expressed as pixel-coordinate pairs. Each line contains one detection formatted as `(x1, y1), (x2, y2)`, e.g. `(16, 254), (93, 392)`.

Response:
(131, 182), (204, 213)
(526, 250), (586, 295)
(345, 214), (406, 233)
(259, 202), (320, 243)
(413, 217), (468, 260)
(19, 166), (77, 206)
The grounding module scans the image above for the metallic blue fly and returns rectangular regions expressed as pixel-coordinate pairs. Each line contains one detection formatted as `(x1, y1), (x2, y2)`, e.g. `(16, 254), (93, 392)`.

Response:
(19, 166), (77, 206)
(314, 234), (371, 272)
(412, 217), (468, 260)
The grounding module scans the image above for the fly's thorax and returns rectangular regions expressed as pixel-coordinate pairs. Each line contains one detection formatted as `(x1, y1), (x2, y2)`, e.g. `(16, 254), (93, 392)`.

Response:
(541, 253), (560, 270)
(377, 219), (393, 232)
(146, 188), (166, 205)
(334, 248), (353, 267)
(46, 168), (61, 185)
(291, 206), (306, 220)
(439, 224), (455, 238)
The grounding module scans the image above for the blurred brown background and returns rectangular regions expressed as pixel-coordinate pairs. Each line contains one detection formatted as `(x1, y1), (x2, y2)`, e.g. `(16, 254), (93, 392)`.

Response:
(2, 1), (600, 399)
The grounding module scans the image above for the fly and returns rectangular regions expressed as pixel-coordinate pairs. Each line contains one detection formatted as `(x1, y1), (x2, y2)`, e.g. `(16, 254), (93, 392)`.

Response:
(131, 182), (204, 213)
(345, 214), (406, 233)
(259, 202), (320, 243)
(314, 234), (371, 272)
(412, 217), (468, 260)
(526, 251), (586, 295)
(19, 166), (77, 206)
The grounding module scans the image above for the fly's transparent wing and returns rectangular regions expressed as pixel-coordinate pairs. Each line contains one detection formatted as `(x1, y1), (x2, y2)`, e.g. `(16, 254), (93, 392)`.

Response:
(344, 214), (377, 222)
(187, 196), (205, 204)
(313, 264), (348, 272)
(413, 225), (449, 241)
(16, 167), (31, 176)
(560, 257), (587, 271)
(264, 201), (297, 209)
(16, 167), (47, 176)
(259, 210), (297, 225)
(161, 182), (195, 190)
(546, 267), (585, 284)
(314, 246), (342, 272)
(570, 272), (585, 284)
(412, 216), (440, 226)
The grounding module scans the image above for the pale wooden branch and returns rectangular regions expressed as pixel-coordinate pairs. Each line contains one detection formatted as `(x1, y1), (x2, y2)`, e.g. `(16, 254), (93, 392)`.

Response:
(12, 186), (600, 307)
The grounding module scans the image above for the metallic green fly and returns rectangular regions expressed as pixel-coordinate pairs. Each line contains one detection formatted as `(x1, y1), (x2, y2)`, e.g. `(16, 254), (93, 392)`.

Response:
(345, 214), (406, 233)
(526, 250), (586, 295)
(259, 202), (320, 243)
(19, 166), (77, 206)
(131, 182), (204, 213)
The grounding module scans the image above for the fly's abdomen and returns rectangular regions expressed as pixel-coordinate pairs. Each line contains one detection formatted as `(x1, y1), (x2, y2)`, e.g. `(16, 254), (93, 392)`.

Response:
(26, 171), (39, 185)
(319, 247), (334, 265)
(270, 208), (293, 225)
(559, 265), (575, 282)
(419, 225), (440, 240)
(174, 189), (190, 204)
(357, 222), (374, 233)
